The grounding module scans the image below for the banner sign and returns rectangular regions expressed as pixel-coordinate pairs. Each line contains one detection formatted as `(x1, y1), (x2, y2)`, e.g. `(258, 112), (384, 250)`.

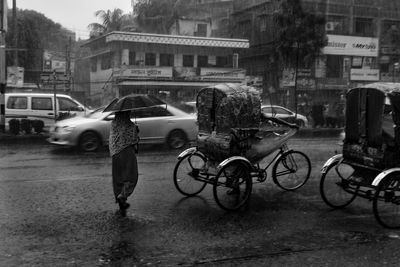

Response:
(323, 34), (379, 57)
(120, 67), (173, 78)
(200, 68), (245, 80)
(7, 66), (24, 87)
(350, 68), (380, 81)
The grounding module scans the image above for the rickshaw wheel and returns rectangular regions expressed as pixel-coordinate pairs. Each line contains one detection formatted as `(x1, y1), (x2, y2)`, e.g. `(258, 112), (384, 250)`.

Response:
(272, 150), (311, 191)
(213, 160), (252, 211)
(373, 174), (400, 229)
(173, 153), (207, 196)
(320, 161), (358, 209)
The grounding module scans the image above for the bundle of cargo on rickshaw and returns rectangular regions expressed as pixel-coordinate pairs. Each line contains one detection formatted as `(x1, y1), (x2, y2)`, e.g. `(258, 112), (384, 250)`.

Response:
(196, 83), (296, 163)
(343, 83), (400, 169)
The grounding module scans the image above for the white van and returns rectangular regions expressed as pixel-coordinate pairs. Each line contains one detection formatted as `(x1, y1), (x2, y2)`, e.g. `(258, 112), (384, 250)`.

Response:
(5, 93), (91, 131)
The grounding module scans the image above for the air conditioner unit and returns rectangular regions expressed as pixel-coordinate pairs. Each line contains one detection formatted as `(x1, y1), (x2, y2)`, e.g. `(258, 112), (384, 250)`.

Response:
(325, 22), (335, 31)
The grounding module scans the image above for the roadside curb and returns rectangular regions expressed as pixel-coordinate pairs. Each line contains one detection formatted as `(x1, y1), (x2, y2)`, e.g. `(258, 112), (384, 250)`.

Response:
(295, 128), (343, 138)
(0, 133), (50, 144)
(0, 128), (343, 144)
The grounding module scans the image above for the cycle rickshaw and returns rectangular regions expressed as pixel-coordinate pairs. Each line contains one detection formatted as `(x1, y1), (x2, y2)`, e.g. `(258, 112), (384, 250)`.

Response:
(320, 82), (400, 228)
(173, 83), (311, 211)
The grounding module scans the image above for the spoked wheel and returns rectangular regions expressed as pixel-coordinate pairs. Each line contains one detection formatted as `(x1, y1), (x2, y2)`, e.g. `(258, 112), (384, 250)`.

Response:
(320, 160), (359, 209)
(213, 161), (252, 211)
(373, 174), (400, 229)
(173, 153), (207, 196)
(272, 150), (311, 191)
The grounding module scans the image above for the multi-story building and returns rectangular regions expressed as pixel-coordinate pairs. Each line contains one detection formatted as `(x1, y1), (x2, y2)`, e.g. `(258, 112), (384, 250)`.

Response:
(80, 31), (249, 107)
(231, 0), (400, 111)
(172, 0), (233, 38)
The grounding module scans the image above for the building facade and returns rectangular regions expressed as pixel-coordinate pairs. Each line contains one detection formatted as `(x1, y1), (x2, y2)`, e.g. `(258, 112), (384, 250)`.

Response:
(81, 31), (249, 107)
(231, 0), (400, 112)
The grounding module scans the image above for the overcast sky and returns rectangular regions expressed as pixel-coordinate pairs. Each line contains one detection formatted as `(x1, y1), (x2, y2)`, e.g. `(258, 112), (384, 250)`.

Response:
(7, 0), (133, 39)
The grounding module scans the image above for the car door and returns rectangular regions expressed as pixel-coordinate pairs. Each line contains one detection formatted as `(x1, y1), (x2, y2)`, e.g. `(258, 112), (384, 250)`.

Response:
(57, 97), (85, 118)
(31, 96), (55, 127)
(132, 106), (173, 144)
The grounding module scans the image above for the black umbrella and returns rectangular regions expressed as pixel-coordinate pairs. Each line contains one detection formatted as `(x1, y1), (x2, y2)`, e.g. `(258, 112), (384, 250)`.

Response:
(102, 94), (165, 113)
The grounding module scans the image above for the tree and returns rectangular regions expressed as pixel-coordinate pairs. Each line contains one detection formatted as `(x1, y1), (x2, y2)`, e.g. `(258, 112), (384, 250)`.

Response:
(88, 8), (131, 37)
(133, 0), (188, 34)
(273, 0), (327, 65)
(273, 0), (327, 110)
(5, 9), (75, 83)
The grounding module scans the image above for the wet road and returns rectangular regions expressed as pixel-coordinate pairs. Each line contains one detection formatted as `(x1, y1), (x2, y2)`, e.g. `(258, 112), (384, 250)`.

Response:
(0, 139), (400, 266)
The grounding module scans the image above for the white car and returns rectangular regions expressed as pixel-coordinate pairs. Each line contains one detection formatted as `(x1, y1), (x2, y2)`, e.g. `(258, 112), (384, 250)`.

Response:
(261, 105), (309, 127)
(47, 104), (198, 152)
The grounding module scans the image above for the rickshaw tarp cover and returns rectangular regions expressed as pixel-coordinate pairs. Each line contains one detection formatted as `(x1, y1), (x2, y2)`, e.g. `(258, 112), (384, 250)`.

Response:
(195, 83), (296, 163)
(344, 82), (400, 168)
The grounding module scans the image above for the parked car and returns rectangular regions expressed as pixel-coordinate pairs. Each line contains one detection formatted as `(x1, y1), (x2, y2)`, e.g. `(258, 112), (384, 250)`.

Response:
(47, 104), (198, 152)
(261, 105), (309, 127)
(5, 93), (91, 131)
(177, 101), (197, 115)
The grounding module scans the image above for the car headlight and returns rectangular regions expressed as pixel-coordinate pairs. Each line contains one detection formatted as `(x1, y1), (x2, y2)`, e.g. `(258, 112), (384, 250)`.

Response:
(60, 126), (76, 133)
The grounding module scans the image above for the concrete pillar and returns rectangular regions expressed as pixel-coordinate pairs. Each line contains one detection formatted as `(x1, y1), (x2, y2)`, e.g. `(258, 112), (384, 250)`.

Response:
(121, 49), (129, 65)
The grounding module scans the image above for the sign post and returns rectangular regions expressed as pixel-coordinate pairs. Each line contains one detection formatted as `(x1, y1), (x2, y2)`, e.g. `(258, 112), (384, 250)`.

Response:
(53, 70), (57, 122)
(0, 0), (7, 133)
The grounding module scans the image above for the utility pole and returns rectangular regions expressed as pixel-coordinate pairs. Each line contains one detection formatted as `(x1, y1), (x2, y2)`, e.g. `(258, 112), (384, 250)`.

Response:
(53, 70), (57, 122)
(0, 0), (7, 133)
(12, 0), (16, 66)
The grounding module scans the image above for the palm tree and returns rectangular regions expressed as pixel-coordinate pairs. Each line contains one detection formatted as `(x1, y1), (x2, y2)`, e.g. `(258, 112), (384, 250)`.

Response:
(88, 8), (129, 37)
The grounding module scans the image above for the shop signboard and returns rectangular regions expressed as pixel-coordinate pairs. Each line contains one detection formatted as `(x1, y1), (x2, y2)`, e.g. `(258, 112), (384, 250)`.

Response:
(200, 68), (245, 81)
(6, 66), (24, 87)
(323, 34), (379, 57)
(281, 68), (296, 87)
(173, 67), (197, 78)
(120, 67), (173, 78)
(350, 69), (380, 81)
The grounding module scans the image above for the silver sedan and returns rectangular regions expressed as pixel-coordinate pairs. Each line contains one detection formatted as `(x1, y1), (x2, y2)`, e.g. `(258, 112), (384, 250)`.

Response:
(47, 105), (198, 152)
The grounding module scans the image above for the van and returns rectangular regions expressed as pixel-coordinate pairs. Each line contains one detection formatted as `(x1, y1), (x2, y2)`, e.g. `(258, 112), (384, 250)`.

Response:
(5, 93), (91, 131)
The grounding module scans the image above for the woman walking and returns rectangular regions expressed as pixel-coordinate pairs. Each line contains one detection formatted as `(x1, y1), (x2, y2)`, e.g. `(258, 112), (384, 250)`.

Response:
(109, 110), (139, 216)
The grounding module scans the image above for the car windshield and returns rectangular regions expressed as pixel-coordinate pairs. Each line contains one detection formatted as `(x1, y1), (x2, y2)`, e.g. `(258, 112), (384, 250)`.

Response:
(86, 106), (109, 119)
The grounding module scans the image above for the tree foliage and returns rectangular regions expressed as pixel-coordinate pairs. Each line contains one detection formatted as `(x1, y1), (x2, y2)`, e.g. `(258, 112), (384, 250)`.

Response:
(133, 0), (184, 34)
(6, 9), (74, 71)
(88, 8), (132, 37)
(273, 0), (327, 66)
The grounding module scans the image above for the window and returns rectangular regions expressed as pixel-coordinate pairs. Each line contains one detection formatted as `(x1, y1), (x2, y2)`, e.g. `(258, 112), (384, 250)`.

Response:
(7, 96), (27, 109)
(58, 98), (82, 111)
(129, 51), (136, 65)
(216, 56), (228, 67)
(354, 17), (374, 36)
(133, 106), (171, 118)
(183, 55), (194, 67)
(198, 55), (208, 67)
(32, 97), (52, 110)
(145, 53), (156, 66)
(160, 54), (174, 66)
(90, 58), (97, 72)
(196, 23), (207, 37)
(100, 53), (112, 70)
(258, 15), (268, 32)
(275, 107), (292, 115)
(326, 55), (343, 78)
(238, 20), (251, 40)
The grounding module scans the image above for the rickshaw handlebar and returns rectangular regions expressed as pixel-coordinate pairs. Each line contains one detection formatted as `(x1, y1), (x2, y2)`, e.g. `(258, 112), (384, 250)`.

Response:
(262, 114), (300, 129)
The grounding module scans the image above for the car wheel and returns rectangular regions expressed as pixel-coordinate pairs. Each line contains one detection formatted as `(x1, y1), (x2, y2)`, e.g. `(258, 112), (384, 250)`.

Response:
(167, 130), (187, 149)
(79, 131), (101, 152)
